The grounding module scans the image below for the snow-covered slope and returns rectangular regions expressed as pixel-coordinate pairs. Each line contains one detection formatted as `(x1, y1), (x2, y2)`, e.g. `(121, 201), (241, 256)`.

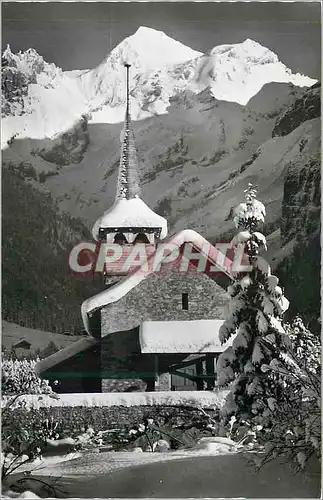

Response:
(71, 26), (203, 124)
(1, 29), (316, 147)
(2, 45), (86, 147)
(191, 39), (316, 105)
(1, 321), (80, 352)
(3, 80), (319, 244)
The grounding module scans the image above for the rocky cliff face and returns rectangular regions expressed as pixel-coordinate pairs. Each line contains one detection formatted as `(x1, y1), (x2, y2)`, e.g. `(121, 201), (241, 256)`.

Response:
(1, 46), (62, 118)
(272, 82), (320, 137)
(36, 115), (90, 166)
(2, 65), (29, 117)
(280, 152), (320, 245)
(274, 84), (321, 330)
(277, 83), (321, 247)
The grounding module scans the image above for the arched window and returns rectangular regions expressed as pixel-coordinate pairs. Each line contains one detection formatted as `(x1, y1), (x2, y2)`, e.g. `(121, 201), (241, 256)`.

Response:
(133, 232), (150, 244)
(114, 233), (128, 245)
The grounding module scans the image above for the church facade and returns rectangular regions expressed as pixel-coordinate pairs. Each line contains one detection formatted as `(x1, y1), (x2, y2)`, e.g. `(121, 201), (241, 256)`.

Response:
(36, 64), (235, 393)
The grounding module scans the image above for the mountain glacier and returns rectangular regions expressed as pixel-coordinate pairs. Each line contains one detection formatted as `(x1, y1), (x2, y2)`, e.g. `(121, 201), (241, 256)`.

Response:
(1, 27), (317, 147)
(191, 38), (316, 104)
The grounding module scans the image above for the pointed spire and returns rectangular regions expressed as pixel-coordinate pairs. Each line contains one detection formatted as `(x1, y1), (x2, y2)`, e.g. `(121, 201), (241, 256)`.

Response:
(115, 63), (141, 201)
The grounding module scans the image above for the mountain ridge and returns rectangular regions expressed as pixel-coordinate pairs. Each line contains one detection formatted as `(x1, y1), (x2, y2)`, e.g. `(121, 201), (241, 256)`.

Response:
(2, 28), (317, 146)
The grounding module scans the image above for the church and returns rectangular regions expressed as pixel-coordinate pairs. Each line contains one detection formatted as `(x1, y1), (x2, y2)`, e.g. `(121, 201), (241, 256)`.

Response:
(36, 64), (236, 393)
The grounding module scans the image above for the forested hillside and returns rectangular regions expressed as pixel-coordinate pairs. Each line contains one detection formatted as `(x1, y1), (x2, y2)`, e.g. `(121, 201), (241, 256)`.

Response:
(2, 166), (103, 333)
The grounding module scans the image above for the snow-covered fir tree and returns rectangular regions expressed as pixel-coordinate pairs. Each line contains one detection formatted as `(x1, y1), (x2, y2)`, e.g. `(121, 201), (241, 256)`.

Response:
(217, 183), (290, 420)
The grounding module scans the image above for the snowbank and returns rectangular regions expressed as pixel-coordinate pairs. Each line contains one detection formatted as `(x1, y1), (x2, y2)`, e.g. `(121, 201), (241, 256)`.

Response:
(2, 491), (41, 499)
(3, 390), (229, 410)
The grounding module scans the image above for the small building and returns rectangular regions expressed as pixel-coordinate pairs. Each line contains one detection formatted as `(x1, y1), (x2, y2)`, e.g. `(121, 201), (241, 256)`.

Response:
(11, 338), (32, 359)
(36, 64), (236, 393)
(13, 338), (31, 350)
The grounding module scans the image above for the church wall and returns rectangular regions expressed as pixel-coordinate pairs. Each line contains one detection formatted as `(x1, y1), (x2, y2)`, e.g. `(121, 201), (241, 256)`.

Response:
(101, 328), (155, 382)
(99, 329), (189, 391)
(43, 267), (229, 393)
(101, 269), (229, 335)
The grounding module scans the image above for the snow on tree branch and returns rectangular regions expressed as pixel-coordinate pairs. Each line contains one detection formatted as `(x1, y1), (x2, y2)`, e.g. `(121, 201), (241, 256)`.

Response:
(216, 183), (290, 421)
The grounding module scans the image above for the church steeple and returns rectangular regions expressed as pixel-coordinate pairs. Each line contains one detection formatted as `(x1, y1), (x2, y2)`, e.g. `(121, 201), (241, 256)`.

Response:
(92, 64), (168, 278)
(116, 63), (140, 201)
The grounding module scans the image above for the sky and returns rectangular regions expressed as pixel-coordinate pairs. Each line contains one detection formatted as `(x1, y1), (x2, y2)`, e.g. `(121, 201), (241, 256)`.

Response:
(2, 2), (321, 78)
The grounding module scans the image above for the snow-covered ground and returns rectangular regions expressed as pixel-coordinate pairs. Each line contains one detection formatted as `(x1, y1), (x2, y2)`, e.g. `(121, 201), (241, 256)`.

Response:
(2, 439), (237, 498)
(3, 491), (41, 499)
(3, 445), (320, 499)
(3, 390), (228, 410)
(2, 446), (235, 499)
(7, 438), (237, 478)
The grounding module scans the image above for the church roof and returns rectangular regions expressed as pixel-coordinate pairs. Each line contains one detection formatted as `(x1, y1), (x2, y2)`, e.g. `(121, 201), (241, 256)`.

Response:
(139, 319), (234, 353)
(92, 197), (168, 241)
(12, 338), (31, 349)
(34, 337), (97, 375)
(82, 229), (233, 333)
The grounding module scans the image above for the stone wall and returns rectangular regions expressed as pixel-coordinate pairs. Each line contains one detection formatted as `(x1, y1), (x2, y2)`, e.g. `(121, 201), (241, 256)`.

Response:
(101, 267), (228, 335)
(156, 372), (171, 391)
(102, 379), (147, 393)
(37, 404), (220, 433)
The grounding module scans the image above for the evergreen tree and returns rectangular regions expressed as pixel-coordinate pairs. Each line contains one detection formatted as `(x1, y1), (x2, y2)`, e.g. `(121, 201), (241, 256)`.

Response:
(216, 183), (290, 420)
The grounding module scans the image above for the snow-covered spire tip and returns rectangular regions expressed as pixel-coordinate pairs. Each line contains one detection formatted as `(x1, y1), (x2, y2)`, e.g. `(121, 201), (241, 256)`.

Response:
(116, 62), (141, 201)
(124, 62), (131, 124)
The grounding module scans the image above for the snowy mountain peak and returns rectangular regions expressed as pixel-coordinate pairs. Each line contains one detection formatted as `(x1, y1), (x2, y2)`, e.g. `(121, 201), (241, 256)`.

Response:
(193, 39), (316, 105)
(1, 31), (317, 146)
(133, 25), (165, 38)
(2, 45), (63, 90)
(107, 26), (203, 71)
(210, 38), (279, 64)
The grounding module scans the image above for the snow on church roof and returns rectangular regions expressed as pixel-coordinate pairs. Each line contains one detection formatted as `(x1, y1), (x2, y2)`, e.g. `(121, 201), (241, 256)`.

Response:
(92, 197), (168, 241)
(81, 229), (233, 333)
(35, 337), (97, 375)
(139, 320), (234, 353)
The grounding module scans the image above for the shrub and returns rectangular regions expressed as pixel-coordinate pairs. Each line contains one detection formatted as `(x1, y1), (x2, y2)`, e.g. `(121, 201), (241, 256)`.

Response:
(259, 317), (321, 469)
(227, 317), (321, 470)
(1, 404), (220, 454)
(2, 359), (54, 396)
(52, 411), (220, 453)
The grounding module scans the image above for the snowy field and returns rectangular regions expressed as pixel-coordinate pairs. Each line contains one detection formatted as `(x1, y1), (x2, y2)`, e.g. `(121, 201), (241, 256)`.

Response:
(3, 447), (320, 499)
(3, 390), (229, 410)
(1, 321), (79, 353)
